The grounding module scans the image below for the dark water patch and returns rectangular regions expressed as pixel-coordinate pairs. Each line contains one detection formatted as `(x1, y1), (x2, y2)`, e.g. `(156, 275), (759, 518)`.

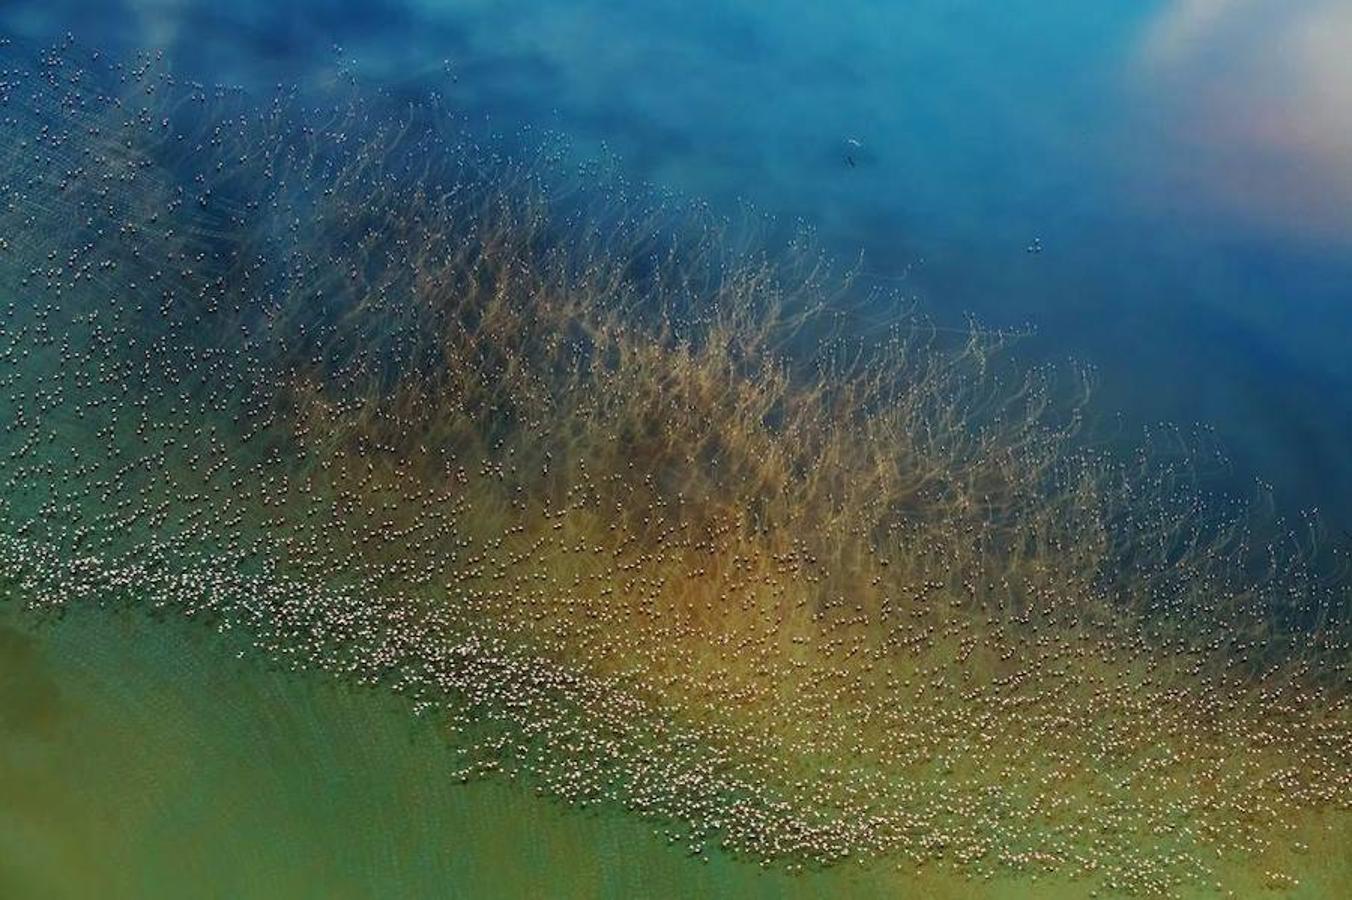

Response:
(0, 623), (64, 737)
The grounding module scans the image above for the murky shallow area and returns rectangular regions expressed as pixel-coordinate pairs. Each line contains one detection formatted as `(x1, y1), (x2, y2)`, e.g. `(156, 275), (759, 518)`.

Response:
(0, 606), (1011, 900)
(5, 605), (1346, 899)
(1, 604), (862, 900)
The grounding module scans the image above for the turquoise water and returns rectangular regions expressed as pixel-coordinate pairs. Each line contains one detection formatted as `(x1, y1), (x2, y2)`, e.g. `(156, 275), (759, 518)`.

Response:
(4, 0), (1349, 519)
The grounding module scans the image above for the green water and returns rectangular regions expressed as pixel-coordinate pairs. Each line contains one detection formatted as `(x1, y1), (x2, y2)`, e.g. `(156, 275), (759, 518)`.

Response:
(2, 604), (924, 900)
(3, 599), (1350, 898)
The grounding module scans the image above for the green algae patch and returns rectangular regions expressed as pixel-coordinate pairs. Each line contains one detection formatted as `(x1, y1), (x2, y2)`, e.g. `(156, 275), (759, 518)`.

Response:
(4, 604), (1347, 899)
(0, 604), (911, 900)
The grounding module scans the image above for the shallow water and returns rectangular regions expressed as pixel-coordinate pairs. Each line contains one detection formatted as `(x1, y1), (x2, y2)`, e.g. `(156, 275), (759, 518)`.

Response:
(5, 607), (1346, 899)
(0, 608), (1054, 900)
(1, 4), (1350, 899)
(2, 606), (880, 900)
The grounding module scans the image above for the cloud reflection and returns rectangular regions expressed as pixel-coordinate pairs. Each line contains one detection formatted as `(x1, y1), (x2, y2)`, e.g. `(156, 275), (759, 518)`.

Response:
(1135, 0), (1352, 242)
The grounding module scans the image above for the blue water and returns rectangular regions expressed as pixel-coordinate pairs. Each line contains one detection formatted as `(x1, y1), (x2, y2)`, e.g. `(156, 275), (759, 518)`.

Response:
(6, 0), (1349, 519)
(3, 6), (1351, 897)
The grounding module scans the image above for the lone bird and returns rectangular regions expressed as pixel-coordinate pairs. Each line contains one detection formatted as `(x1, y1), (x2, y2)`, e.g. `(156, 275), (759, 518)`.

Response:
(845, 137), (863, 169)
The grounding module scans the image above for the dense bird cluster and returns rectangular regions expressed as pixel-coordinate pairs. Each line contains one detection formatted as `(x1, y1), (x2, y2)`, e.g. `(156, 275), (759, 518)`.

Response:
(1, 40), (1349, 897)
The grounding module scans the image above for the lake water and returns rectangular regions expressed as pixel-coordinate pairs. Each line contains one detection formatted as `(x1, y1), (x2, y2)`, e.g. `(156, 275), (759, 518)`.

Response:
(0, 605), (925, 899)
(1, 3), (1349, 898)
(5, 0), (1349, 521)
